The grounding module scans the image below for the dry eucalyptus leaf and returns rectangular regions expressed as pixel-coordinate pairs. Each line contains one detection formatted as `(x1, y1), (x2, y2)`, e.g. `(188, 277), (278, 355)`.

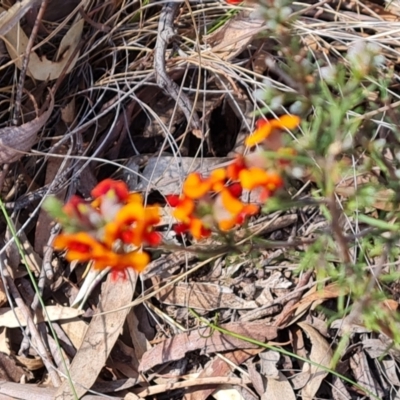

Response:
(262, 372), (296, 400)
(350, 352), (384, 399)
(260, 350), (280, 379)
(140, 321), (277, 372)
(15, 355), (44, 371)
(381, 358), (400, 387)
(137, 156), (229, 194)
(59, 319), (88, 350)
(0, 94), (54, 163)
(186, 349), (262, 400)
(298, 322), (333, 400)
(0, 328), (10, 356)
(286, 283), (346, 327)
(4, 15), (83, 81)
(126, 309), (150, 360)
(54, 270), (138, 400)
(0, 305), (84, 328)
(331, 376), (352, 400)
(0, 0), (36, 36)
(203, 10), (265, 61)
(157, 282), (258, 311)
(213, 386), (246, 400)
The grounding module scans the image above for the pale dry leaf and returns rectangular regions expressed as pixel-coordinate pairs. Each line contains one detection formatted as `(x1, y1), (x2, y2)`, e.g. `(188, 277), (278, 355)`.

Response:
(213, 386), (245, 400)
(331, 317), (370, 336)
(185, 349), (262, 400)
(0, 0), (36, 36)
(126, 309), (150, 360)
(60, 98), (76, 125)
(125, 393), (141, 400)
(4, 16), (83, 81)
(287, 283), (346, 326)
(246, 357), (267, 397)
(59, 319), (88, 350)
(350, 352), (384, 399)
(259, 350), (280, 379)
(54, 270), (138, 400)
(137, 156), (229, 195)
(15, 354), (44, 371)
(0, 305), (84, 328)
(0, 93), (54, 163)
(262, 371), (296, 400)
(157, 282), (258, 311)
(0, 328), (10, 356)
(381, 358), (400, 387)
(0, 381), (56, 399)
(298, 322), (333, 400)
(203, 10), (265, 61)
(331, 376), (352, 400)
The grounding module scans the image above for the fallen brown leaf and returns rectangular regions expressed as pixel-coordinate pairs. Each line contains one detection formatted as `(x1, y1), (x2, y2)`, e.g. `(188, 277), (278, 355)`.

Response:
(139, 321), (277, 372)
(350, 351), (384, 398)
(0, 305), (83, 328)
(54, 270), (138, 400)
(4, 15), (83, 81)
(262, 372), (296, 400)
(203, 10), (265, 61)
(298, 322), (333, 400)
(185, 349), (262, 400)
(157, 282), (258, 311)
(0, 93), (54, 163)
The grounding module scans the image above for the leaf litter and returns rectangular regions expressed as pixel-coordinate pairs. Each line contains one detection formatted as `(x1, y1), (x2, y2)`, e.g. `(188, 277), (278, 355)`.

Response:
(0, 0), (398, 399)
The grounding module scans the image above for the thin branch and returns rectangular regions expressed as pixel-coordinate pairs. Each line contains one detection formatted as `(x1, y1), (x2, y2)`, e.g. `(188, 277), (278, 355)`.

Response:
(154, 2), (202, 138)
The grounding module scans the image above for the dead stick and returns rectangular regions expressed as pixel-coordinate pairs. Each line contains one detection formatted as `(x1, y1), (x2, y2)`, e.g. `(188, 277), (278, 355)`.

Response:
(154, 2), (202, 138)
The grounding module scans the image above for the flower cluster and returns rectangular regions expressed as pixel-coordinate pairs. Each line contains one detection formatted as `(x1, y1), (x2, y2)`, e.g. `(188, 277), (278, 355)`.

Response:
(46, 115), (299, 277)
(49, 179), (161, 279)
(167, 115), (300, 239)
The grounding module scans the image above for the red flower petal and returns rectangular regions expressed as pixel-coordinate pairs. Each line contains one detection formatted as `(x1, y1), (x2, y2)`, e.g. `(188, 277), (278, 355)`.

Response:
(166, 194), (180, 207)
(146, 231), (162, 246)
(174, 223), (189, 235)
(91, 179), (129, 201)
(227, 183), (243, 198)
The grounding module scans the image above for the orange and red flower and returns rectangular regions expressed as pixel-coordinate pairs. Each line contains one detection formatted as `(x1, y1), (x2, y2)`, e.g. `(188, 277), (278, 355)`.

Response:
(52, 180), (161, 278)
(245, 115), (300, 147)
(53, 232), (150, 273)
(104, 201), (161, 247)
(52, 112), (301, 276)
(91, 179), (129, 202)
(168, 168), (261, 239)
